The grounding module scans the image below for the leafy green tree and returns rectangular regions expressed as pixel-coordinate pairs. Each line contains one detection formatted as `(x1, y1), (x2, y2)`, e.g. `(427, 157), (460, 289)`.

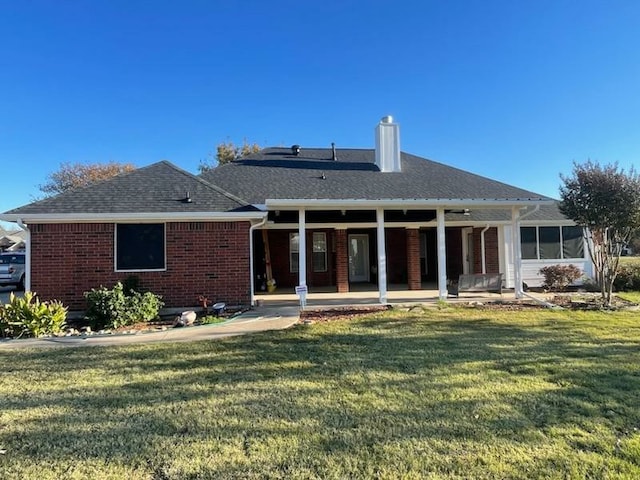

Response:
(198, 139), (261, 173)
(40, 161), (135, 197)
(559, 160), (640, 306)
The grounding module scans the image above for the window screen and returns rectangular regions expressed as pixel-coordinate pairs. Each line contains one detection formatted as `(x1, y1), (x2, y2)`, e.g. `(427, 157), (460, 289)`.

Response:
(116, 224), (165, 271)
(562, 226), (584, 259)
(520, 227), (537, 259)
(539, 227), (561, 259)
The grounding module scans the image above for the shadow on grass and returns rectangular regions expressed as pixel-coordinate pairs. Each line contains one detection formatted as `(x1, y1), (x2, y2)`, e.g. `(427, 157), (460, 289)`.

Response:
(1, 309), (640, 477)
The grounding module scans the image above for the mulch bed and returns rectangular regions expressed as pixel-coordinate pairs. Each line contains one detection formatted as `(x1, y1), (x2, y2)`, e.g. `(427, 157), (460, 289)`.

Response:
(298, 294), (640, 323)
(300, 305), (392, 323)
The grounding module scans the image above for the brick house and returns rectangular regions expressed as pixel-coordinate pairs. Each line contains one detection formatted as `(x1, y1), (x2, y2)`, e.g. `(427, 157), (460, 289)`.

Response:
(1, 117), (592, 310)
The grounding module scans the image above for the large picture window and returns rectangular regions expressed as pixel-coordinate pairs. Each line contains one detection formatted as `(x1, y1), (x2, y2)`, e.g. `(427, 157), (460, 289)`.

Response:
(116, 223), (166, 271)
(520, 225), (584, 261)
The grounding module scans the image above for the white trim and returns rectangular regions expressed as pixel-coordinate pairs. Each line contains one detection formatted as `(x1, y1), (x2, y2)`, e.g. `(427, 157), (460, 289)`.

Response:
(497, 225), (506, 282)
(512, 207), (523, 299)
(265, 198), (555, 209)
(480, 225), (491, 274)
(298, 209), (306, 288)
(0, 212), (265, 223)
(436, 208), (447, 300)
(263, 219), (560, 230)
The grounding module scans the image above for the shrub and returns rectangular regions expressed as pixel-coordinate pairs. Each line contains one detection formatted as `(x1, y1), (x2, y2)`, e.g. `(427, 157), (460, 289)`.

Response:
(539, 264), (583, 291)
(0, 292), (67, 338)
(84, 282), (163, 330)
(613, 264), (640, 292)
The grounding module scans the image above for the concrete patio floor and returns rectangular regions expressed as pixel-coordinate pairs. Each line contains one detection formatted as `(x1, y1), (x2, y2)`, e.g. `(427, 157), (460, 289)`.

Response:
(254, 283), (538, 309)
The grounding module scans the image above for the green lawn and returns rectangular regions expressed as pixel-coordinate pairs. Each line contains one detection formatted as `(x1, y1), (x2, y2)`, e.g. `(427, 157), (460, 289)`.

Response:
(2, 307), (640, 479)
(619, 256), (640, 267)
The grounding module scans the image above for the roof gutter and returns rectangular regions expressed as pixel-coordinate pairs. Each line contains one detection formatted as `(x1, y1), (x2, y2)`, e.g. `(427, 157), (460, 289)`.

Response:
(0, 211), (266, 224)
(265, 198), (555, 210)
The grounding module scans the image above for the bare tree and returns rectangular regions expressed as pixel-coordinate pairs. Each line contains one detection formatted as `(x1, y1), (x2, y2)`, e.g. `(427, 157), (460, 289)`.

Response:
(40, 161), (136, 197)
(198, 139), (261, 173)
(559, 160), (640, 306)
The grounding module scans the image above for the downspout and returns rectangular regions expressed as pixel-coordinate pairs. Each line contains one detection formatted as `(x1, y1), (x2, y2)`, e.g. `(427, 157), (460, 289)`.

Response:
(16, 218), (30, 292)
(249, 216), (268, 307)
(519, 204), (540, 222)
(512, 204), (540, 298)
(480, 225), (490, 274)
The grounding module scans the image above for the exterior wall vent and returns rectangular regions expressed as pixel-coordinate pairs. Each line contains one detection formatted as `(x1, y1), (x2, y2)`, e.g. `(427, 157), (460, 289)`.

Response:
(375, 116), (401, 172)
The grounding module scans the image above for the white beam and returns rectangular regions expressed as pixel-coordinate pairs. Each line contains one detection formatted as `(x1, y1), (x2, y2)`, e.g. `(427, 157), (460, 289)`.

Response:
(299, 209), (307, 287)
(437, 208), (447, 300)
(511, 207), (523, 299)
(376, 207), (387, 304)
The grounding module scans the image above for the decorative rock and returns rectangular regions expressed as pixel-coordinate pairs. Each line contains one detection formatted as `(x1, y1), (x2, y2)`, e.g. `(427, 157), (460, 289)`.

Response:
(181, 310), (197, 325)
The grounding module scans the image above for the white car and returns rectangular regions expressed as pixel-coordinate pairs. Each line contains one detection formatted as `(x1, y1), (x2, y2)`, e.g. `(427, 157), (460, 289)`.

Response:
(0, 252), (25, 290)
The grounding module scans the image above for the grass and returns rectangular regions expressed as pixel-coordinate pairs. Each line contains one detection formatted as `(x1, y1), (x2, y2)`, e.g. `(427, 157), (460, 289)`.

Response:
(616, 291), (640, 303)
(619, 256), (640, 267)
(2, 307), (640, 479)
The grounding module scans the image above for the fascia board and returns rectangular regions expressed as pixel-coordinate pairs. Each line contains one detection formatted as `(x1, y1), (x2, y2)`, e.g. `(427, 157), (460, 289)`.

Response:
(0, 211), (267, 224)
(265, 198), (555, 209)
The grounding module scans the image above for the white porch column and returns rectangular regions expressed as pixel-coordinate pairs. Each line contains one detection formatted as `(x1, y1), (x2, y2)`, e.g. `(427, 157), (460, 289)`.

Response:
(298, 209), (307, 287)
(511, 206), (523, 299)
(436, 208), (447, 300)
(376, 207), (387, 304)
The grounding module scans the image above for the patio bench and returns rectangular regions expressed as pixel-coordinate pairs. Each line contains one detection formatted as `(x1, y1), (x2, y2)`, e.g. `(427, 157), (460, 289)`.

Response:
(448, 273), (503, 297)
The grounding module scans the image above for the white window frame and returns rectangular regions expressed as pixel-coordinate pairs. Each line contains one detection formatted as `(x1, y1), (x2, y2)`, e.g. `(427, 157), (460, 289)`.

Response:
(520, 225), (585, 261)
(289, 232), (299, 273)
(312, 232), (328, 273)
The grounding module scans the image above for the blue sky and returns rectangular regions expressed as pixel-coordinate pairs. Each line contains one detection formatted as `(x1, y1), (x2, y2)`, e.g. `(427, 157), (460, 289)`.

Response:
(1, 0), (639, 220)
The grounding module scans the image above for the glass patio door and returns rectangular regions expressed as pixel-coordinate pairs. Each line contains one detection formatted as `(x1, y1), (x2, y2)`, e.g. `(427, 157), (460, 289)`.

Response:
(348, 234), (370, 282)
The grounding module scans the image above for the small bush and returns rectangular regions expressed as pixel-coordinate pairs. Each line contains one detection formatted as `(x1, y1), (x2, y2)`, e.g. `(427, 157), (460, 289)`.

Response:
(0, 292), (67, 338)
(613, 264), (640, 292)
(84, 282), (163, 330)
(539, 264), (583, 291)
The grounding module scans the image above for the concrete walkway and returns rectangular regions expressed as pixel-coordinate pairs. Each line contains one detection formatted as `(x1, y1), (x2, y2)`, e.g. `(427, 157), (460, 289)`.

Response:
(0, 305), (301, 350)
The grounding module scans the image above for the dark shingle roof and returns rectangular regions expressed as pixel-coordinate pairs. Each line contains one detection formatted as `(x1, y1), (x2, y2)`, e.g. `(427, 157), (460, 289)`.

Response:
(444, 202), (568, 223)
(200, 147), (552, 204)
(5, 161), (250, 215)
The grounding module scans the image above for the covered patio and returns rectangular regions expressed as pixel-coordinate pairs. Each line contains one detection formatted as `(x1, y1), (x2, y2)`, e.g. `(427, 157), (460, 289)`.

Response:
(250, 202), (551, 307)
(254, 282), (515, 308)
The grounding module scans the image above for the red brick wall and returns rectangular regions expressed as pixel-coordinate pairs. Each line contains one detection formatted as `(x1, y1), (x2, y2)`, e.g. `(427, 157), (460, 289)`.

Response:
(335, 229), (348, 292)
(472, 227), (500, 274)
(406, 229), (421, 289)
(385, 228), (407, 284)
(30, 221), (251, 310)
(264, 229), (334, 289)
